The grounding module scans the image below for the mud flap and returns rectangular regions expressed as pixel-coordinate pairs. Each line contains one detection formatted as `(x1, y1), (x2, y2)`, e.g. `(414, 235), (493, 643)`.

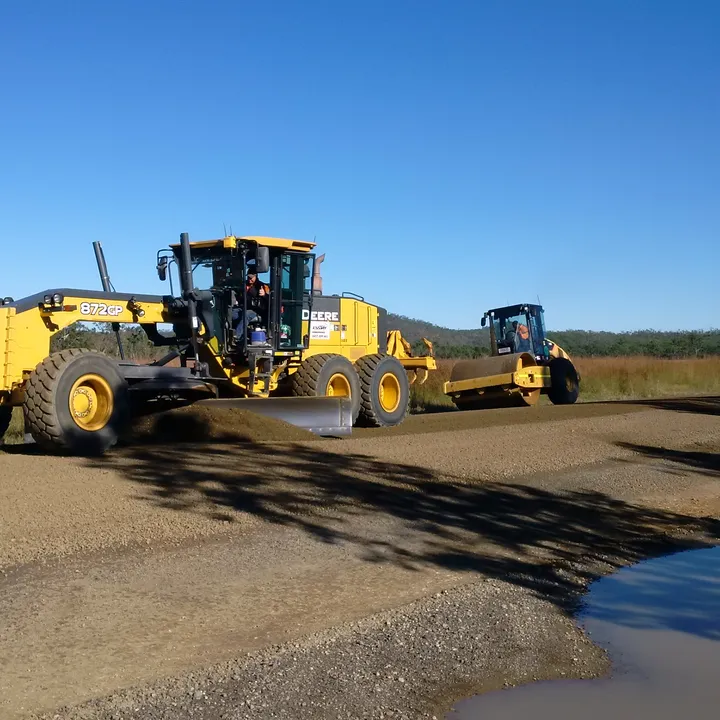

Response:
(194, 396), (354, 437)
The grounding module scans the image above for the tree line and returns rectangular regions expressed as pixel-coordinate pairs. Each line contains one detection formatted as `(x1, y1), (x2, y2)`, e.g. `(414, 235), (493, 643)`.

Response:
(413, 329), (720, 359)
(50, 323), (167, 360)
(51, 322), (720, 361)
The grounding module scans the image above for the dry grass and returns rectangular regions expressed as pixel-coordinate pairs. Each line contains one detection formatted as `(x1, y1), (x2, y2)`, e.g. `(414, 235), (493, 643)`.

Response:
(3, 408), (25, 444)
(410, 356), (720, 411)
(409, 359), (457, 412)
(573, 355), (720, 401)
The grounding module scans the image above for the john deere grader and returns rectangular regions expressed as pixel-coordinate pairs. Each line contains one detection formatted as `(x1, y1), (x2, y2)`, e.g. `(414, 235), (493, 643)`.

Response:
(0, 233), (435, 455)
(443, 303), (580, 410)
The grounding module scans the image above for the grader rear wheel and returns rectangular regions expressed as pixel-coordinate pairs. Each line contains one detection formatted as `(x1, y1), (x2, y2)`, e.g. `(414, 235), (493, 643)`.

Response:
(355, 354), (410, 427)
(23, 349), (130, 455)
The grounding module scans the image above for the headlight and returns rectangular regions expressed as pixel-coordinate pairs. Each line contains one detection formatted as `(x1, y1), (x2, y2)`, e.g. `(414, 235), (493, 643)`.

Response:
(43, 294), (52, 305)
(52, 293), (64, 305)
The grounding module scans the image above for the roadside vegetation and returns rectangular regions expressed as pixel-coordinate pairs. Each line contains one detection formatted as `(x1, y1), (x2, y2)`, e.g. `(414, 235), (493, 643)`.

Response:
(391, 313), (720, 359)
(409, 356), (720, 412)
(4, 409), (24, 444)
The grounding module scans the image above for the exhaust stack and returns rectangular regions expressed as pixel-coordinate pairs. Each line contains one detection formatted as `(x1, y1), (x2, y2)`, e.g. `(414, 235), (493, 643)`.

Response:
(92, 241), (125, 360)
(312, 253), (325, 296)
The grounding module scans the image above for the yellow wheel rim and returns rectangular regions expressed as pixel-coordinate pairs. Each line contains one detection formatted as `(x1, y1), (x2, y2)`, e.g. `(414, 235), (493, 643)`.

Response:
(69, 374), (114, 431)
(326, 373), (352, 398)
(379, 372), (401, 413)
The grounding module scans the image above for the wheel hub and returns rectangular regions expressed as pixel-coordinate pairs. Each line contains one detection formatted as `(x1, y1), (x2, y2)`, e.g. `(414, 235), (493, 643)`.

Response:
(326, 373), (352, 398)
(71, 387), (94, 418)
(68, 374), (114, 431)
(379, 373), (401, 413)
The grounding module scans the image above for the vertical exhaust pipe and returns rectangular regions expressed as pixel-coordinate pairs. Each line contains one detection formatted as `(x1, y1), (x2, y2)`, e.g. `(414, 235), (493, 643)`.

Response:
(179, 232), (202, 373)
(93, 241), (112, 293)
(312, 253), (325, 296)
(92, 241), (125, 360)
(179, 232), (194, 297)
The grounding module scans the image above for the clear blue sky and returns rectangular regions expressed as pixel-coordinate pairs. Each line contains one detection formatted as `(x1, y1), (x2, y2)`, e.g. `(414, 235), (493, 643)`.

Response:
(1, 0), (718, 332)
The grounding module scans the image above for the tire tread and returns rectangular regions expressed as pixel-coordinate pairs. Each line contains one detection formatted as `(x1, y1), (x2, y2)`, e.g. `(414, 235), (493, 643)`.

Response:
(355, 353), (409, 428)
(24, 349), (90, 449)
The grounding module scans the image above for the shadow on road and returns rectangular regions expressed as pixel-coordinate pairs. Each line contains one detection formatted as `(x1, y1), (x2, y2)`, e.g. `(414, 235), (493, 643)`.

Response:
(88, 435), (720, 626)
(616, 441), (720, 477)
(604, 395), (720, 417)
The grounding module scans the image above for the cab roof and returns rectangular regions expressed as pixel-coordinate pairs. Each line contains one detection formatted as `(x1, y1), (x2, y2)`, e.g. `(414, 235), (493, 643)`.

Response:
(169, 235), (316, 253)
(486, 303), (543, 316)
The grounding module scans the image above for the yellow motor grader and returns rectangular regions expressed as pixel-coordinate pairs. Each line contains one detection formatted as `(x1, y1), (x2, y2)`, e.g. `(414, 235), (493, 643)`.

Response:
(0, 233), (435, 454)
(443, 303), (580, 410)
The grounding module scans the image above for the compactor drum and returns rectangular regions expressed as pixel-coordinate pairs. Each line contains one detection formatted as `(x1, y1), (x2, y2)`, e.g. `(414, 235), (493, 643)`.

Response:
(443, 303), (579, 411)
(0, 233), (436, 455)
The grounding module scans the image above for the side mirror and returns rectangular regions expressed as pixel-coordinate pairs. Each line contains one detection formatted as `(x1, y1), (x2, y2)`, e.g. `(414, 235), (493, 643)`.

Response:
(255, 246), (270, 274)
(157, 257), (168, 282)
(304, 262), (311, 278)
(481, 316), (487, 327)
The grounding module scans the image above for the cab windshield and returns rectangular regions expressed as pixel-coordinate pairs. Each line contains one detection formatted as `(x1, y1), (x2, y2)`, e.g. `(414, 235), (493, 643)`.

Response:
(489, 305), (548, 358)
(492, 311), (531, 354)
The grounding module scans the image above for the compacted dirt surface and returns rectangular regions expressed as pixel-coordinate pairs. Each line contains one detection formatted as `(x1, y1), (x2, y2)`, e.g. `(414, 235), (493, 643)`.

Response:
(1, 397), (719, 719)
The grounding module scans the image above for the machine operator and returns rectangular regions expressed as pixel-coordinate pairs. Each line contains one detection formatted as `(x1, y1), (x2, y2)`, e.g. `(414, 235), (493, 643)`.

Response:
(233, 266), (270, 341)
(505, 320), (531, 353)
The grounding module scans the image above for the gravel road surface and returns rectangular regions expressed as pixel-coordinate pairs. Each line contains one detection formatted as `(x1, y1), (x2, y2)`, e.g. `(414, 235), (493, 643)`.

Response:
(1, 398), (718, 719)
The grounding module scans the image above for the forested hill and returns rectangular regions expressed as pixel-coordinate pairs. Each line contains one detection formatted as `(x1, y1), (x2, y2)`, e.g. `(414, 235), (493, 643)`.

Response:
(47, 315), (720, 361)
(388, 313), (720, 358)
(388, 314), (489, 347)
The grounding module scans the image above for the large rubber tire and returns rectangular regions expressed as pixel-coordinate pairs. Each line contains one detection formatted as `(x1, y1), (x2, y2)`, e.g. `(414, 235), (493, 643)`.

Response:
(23, 349), (130, 455)
(290, 353), (362, 423)
(0, 405), (12, 443)
(547, 357), (580, 405)
(355, 354), (410, 428)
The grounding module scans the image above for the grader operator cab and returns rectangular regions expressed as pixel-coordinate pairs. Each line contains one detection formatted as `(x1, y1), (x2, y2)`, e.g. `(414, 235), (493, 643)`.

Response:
(443, 303), (580, 410)
(0, 233), (435, 455)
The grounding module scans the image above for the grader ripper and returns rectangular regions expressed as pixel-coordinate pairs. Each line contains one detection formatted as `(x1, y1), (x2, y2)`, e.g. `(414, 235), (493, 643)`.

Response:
(443, 303), (580, 410)
(0, 233), (435, 455)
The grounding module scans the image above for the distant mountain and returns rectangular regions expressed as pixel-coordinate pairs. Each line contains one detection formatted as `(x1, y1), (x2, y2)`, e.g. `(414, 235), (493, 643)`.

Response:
(388, 313), (720, 358)
(388, 313), (489, 346)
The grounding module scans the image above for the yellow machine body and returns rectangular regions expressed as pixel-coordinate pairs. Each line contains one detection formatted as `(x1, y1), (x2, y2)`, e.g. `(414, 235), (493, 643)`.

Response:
(0, 233), (436, 454)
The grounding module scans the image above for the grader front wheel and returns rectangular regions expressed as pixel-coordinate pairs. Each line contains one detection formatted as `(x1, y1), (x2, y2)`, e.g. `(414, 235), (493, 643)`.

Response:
(23, 349), (130, 455)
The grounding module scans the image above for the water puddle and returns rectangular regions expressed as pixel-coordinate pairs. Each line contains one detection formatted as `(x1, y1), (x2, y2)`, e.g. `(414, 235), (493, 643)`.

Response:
(448, 545), (720, 719)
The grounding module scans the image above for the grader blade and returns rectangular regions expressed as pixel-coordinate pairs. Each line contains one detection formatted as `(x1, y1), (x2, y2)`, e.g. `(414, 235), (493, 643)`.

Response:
(194, 396), (354, 437)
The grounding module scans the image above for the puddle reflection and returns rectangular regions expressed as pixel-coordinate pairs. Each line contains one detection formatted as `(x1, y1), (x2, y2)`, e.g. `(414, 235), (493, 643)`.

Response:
(448, 546), (720, 719)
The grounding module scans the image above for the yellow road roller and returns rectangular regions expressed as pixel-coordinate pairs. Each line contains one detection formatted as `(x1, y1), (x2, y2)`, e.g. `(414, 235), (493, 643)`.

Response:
(443, 303), (580, 410)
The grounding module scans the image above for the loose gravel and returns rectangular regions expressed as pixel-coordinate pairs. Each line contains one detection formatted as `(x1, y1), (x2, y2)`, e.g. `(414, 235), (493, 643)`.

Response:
(2, 401), (719, 719)
(32, 579), (606, 720)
